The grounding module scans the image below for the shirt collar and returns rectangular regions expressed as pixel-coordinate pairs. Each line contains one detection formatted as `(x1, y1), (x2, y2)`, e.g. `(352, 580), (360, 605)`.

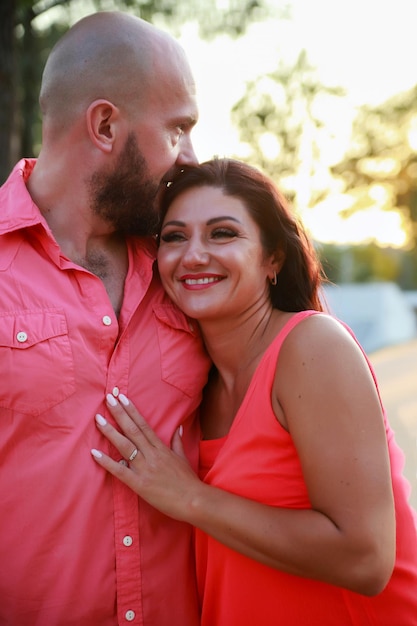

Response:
(0, 159), (46, 235)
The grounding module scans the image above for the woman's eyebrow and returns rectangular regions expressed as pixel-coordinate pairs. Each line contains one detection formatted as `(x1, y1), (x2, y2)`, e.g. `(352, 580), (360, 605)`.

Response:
(206, 216), (241, 225)
(162, 216), (242, 228)
(161, 220), (186, 228)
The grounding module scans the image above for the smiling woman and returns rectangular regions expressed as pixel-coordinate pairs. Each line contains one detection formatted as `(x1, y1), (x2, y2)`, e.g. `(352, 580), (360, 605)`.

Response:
(158, 186), (275, 322)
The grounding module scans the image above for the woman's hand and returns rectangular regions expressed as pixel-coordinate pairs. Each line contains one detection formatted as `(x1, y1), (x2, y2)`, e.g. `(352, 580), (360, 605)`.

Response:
(91, 393), (202, 522)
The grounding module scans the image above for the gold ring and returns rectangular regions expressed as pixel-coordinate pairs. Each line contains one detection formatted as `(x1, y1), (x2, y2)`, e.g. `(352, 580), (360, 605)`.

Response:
(128, 448), (138, 462)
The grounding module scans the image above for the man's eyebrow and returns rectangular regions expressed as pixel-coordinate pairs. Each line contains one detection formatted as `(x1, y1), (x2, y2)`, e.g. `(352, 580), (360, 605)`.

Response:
(175, 115), (198, 128)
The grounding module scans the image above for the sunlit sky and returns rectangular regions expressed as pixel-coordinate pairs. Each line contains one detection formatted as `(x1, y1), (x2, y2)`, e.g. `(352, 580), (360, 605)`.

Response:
(37, 0), (417, 246)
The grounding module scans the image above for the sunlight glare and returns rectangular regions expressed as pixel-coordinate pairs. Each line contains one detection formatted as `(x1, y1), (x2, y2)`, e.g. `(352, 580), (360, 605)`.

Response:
(259, 132), (281, 160)
(358, 157), (401, 178)
(302, 195), (408, 248)
(407, 128), (417, 151)
(368, 184), (390, 203)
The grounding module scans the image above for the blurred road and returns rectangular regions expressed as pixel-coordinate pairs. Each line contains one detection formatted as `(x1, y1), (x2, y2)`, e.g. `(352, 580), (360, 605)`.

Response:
(369, 339), (417, 511)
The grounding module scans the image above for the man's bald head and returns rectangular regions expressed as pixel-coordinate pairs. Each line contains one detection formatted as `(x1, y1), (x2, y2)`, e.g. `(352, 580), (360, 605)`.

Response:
(39, 11), (191, 132)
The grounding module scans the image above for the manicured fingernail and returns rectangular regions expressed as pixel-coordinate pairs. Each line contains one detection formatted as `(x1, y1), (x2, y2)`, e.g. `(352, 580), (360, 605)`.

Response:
(179, 425), (183, 437)
(91, 449), (103, 458)
(95, 413), (107, 426)
(106, 393), (117, 406)
(119, 393), (129, 406)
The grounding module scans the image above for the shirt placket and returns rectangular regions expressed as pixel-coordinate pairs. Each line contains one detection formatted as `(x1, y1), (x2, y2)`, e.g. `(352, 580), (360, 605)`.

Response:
(107, 329), (144, 625)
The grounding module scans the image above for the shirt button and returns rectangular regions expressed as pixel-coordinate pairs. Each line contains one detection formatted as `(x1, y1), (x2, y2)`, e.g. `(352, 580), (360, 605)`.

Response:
(16, 331), (28, 343)
(112, 386), (120, 397)
(123, 535), (133, 547)
(125, 610), (135, 621)
(102, 315), (112, 326)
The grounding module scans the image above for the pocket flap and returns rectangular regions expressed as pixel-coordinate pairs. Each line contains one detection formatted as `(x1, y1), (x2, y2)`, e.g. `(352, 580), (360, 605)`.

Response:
(0, 310), (68, 349)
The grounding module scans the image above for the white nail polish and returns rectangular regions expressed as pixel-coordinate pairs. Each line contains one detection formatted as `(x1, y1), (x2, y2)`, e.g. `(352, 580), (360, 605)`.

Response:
(95, 413), (107, 426)
(119, 394), (129, 406)
(91, 449), (103, 459)
(106, 393), (117, 406)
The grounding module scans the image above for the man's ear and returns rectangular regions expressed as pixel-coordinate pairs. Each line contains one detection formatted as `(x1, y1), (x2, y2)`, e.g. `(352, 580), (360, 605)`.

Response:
(86, 99), (120, 153)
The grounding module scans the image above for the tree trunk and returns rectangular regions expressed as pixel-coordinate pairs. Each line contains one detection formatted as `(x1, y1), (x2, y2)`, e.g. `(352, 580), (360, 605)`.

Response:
(20, 5), (38, 158)
(0, 0), (16, 184)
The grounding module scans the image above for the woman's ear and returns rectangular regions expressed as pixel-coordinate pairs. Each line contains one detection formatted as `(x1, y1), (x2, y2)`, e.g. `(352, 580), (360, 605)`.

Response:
(267, 250), (285, 283)
(86, 99), (120, 153)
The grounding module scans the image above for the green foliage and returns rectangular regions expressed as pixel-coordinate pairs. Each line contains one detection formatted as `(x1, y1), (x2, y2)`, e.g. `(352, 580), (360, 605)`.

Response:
(231, 49), (345, 205)
(137, 0), (273, 38)
(331, 85), (417, 250)
(320, 243), (411, 288)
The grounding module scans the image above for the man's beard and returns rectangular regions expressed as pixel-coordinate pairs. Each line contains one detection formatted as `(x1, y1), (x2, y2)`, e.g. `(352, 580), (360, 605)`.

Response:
(88, 133), (161, 236)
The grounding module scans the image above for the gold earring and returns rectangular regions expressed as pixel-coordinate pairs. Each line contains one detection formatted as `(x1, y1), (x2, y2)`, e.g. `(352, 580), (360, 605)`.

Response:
(270, 271), (277, 286)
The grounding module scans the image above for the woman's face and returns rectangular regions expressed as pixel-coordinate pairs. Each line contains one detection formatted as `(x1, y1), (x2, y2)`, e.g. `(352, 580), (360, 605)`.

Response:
(157, 185), (277, 322)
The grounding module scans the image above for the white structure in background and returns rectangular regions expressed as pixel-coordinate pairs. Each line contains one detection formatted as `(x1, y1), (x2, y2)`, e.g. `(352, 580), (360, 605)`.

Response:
(404, 290), (417, 316)
(323, 282), (417, 354)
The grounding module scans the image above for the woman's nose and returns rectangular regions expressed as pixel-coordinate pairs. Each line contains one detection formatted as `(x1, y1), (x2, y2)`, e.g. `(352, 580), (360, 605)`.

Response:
(182, 240), (209, 266)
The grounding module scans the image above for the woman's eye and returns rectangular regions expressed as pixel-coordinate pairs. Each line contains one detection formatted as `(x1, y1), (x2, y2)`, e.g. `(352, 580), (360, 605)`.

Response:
(211, 227), (238, 239)
(160, 231), (186, 243)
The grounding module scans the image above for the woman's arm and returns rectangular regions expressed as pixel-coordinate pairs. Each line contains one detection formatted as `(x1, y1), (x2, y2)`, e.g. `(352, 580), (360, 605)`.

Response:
(91, 315), (395, 595)
(267, 313), (395, 593)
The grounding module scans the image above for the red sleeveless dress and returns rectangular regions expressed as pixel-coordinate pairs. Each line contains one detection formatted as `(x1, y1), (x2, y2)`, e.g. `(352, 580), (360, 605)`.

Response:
(196, 311), (417, 625)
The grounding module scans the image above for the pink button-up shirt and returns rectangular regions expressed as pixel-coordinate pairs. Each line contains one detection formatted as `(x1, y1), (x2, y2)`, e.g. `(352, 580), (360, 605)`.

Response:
(0, 160), (210, 626)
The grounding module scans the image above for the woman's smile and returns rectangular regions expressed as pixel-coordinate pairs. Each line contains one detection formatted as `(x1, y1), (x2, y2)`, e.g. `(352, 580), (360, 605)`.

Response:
(180, 274), (225, 289)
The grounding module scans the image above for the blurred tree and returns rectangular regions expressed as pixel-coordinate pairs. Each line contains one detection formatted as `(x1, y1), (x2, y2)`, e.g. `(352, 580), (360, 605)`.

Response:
(331, 86), (417, 254)
(321, 242), (405, 286)
(1, 0), (72, 182)
(1, 0), (272, 183)
(231, 49), (345, 207)
(329, 86), (417, 288)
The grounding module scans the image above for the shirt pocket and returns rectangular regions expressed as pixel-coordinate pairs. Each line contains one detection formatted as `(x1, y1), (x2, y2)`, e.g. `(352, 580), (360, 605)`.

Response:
(0, 309), (76, 416)
(153, 304), (209, 398)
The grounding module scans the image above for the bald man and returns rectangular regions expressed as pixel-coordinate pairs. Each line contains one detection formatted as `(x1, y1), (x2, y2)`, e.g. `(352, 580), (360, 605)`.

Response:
(0, 11), (210, 626)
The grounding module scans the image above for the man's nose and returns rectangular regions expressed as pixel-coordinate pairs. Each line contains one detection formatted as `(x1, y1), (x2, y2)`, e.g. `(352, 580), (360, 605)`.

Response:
(176, 134), (198, 166)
